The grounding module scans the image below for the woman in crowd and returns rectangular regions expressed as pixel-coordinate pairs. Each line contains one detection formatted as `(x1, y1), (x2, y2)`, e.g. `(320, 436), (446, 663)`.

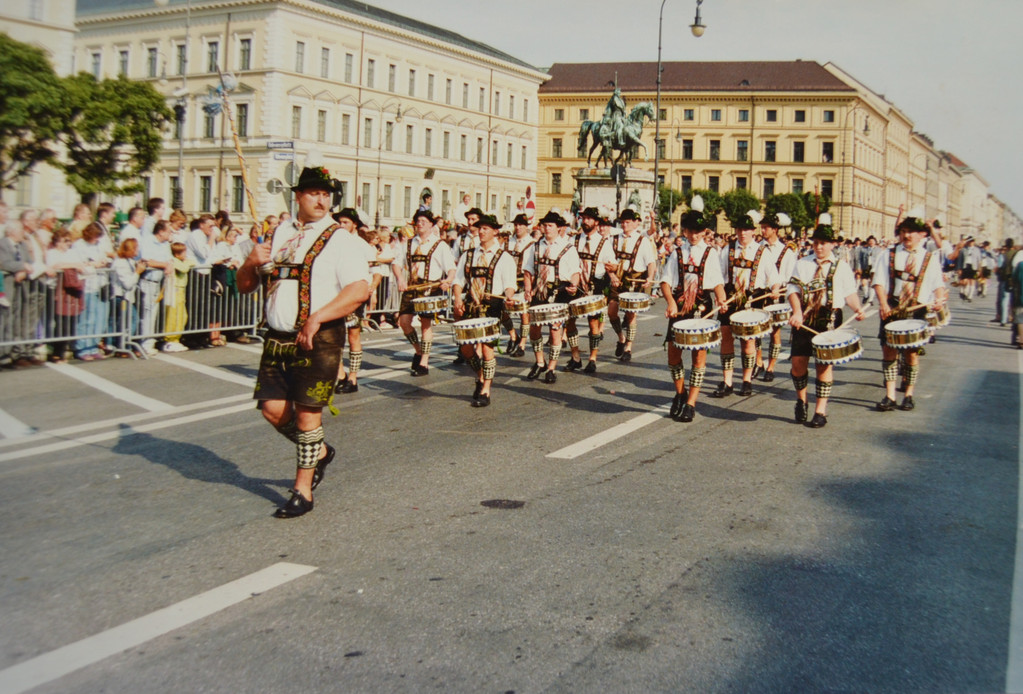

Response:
(111, 238), (146, 355)
(45, 228), (85, 362)
(71, 222), (113, 360)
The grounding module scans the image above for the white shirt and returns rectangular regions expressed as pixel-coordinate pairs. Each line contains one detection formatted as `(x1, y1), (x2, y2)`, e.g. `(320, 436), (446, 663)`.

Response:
(394, 232), (456, 283)
(527, 235), (581, 285)
(139, 234), (172, 283)
(871, 244), (944, 306)
(719, 240), (780, 291)
(658, 240), (724, 292)
(760, 239), (797, 289)
(453, 242), (518, 298)
(71, 239), (111, 291)
(119, 223), (142, 246)
(507, 235), (536, 279)
(576, 231), (616, 281)
(265, 215), (371, 332)
(787, 253), (857, 308)
(613, 232), (657, 276)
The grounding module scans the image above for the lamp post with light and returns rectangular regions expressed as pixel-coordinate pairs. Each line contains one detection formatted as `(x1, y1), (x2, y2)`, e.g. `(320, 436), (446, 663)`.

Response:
(653, 0), (705, 216)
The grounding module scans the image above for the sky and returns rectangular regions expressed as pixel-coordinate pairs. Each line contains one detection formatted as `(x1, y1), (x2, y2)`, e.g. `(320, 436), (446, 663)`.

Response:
(368, 0), (1023, 217)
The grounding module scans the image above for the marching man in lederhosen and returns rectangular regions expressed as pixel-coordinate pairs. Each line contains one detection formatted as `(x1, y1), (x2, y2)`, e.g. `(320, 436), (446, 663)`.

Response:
(526, 210), (581, 383)
(565, 206), (615, 373)
(757, 211), (797, 381)
(451, 215), (518, 407)
(787, 213), (865, 429)
(503, 213), (535, 357)
(605, 207), (658, 362)
(238, 166), (370, 518)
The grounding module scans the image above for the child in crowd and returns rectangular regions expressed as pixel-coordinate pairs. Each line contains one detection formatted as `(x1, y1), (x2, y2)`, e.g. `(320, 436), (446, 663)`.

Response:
(162, 241), (195, 352)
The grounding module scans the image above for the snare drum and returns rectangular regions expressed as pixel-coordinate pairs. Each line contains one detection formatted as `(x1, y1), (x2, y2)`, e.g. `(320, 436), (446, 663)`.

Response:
(452, 317), (501, 345)
(412, 295), (447, 316)
(528, 303), (570, 326)
(811, 329), (863, 365)
(936, 303), (951, 327)
(884, 319), (930, 350)
(671, 318), (722, 351)
(618, 292), (651, 313)
(569, 294), (608, 318)
(925, 311), (939, 335)
(505, 293), (528, 316)
(729, 309), (772, 339)
(765, 303), (792, 328)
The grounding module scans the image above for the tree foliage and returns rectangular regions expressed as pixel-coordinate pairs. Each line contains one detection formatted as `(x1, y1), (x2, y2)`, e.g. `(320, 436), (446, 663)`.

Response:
(801, 191), (831, 221)
(720, 188), (761, 227)
(682, 188), (723, 215)
(765, 193), (811, 232)
(657, 185), (685, 226)
(55, 73), (172, 198)
(0, 33), (65, 189)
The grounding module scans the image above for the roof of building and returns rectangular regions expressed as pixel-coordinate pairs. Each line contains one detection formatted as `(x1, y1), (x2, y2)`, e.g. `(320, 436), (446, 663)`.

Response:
(76, 0), (542, 73)
(539, 61), (856, 94)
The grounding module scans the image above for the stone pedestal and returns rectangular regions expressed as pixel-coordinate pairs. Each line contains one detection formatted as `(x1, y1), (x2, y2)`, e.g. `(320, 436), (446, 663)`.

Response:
(573, 167), (656, 220)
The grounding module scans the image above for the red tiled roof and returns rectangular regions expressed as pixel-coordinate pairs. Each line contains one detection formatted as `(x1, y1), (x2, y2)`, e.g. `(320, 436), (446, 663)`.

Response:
(539, 61), (855, 94)
(945, 152), (969, 169)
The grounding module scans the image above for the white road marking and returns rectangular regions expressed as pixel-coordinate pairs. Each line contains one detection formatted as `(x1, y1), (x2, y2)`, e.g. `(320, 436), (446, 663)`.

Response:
(0, 408), (35, 440)
(1006, 351), (1023, 692)
(223, 342), (263, 355)
(547, 405), (670, 459)
(45, 362), (172, 412)
(154, 354), (256, 387)
(0, 562), (317, 694)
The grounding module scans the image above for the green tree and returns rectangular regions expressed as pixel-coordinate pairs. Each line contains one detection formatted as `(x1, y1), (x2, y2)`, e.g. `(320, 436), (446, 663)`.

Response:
(56, 73), (172, 202)
(765, 193), (811, 232)
(720, 188), (761, 227)
(0, 33), (65, 189)
(801, 190), (831, 222)
(657, 185), (684, 226)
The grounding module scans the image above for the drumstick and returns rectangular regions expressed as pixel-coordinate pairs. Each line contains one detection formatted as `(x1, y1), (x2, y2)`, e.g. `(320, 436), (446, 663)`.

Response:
(836, 301), (876, 331)
(407, 280), (442, 292)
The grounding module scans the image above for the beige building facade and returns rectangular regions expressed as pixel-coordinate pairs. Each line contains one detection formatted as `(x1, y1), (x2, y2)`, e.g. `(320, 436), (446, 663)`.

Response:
(75, 0), (548, 227)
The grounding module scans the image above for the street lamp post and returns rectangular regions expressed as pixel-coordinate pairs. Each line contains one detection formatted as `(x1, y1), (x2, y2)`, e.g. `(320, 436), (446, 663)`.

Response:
(156, 0), (191, 211)
(653, 0), (705, 218)
(838, 105), (869, 236)
(375, 103), (402, 229)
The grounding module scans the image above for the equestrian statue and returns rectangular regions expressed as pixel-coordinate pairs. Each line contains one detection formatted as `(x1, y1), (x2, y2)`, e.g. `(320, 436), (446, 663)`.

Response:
(577, 86), (656, 168)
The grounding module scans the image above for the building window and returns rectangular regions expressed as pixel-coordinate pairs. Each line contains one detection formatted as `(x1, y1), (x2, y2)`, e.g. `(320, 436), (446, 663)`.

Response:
(792, 178), (803, 195)
(385, 121), (394, 151)
(709, 139), (720, 161)
(147, 47), (158, 78)
(552, 173), (562, 195)
(823, 109), (835, 123)
(822, 142), (834, 163)
(406, 125), (414, 153)
(404, 186), (413, 218)
(737, 140), (748, 162)
(460, 134), (467, 161)
(362, 182), (371, 212)
(292, 107), (304, 139)
(207, 41), (219, 73)
(29, 0), (43, 21)
(681, 175), (692, 192)
(656, 139), (665, 159)
(462, 82), (469, 108)
(344, 53), (353, 82)
(294, 41), (304, 73)
(204, 112), (216, 138)
(506, 142), (512, 167)
(578, 108), (589, 122)
(363, 117), (373, 147)
(428, 74), (435, 100)
(708, 175), (719, 193)
(738, 109), (749, 122)
(552, 138), (563, 158)
(170, 175), (179, 200)
(239, 39), (251, 70)
(341, 114), (351, 145)
(765, 141), (776, 162)
(407, 68), (415, 97)
(119, 50), (129, 76)
(794, 109), (806, 123)
(821, 179), (833, 199)
(443, 131), (450, 159)
(317, 109), (326, 142)
(320, 47), (329, 78)
(91, 51), (102, 79)
(479, 87), (485, 111)
(199, 176), (212, 211)
(445, 79), (452, 105)
(176, 44), (186, 75)
(766, 109), (777, 122)
(424, 128), (432, 156)
(763, 178), (775, 198)
(494, 91), (500, 114)
(521, 145), (527, 169)
(523, 99), (529, 121)
(387, 64), (395, 92)
(232, 176), (245, 213)
(793, 141), (805, 163)
(491, 139), (498, 163)
(554, 108), (564, 121)
(236, 104), (248, 137)
(658, 108), (667, 121)
(684, 108), (694, 121)
(476, 137), (483, 162)
(366, 59), (375, 87)
(682, 139), (693, 160)
(711, 109), (721, 121)
(475, 193), (482, 208)
(509, 95), (514, 119)
(384, 185), (392, 217)
(736, 177), (747, 190)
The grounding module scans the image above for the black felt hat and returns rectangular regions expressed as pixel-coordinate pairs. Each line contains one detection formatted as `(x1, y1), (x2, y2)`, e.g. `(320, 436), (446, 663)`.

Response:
(292, 166), (341, 193)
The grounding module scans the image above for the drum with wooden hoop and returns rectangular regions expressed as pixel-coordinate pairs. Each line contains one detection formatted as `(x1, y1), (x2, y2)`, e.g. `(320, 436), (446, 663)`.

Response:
(505, 293), (528, 316)
(452, 317), (501, 345)
(765, 303), (792, 328)
(528, 303), (570, 326)
(412, 295), (447, 316)
(569, 294), (608, 318)
(811, 329), (863, 365)
(618, 292), (651, 313)
(729, 309), (772, 339)
(925, 311), (940, 335)
(936, 303), (951, 327)
(884, 319), (930, 350)
(671, 318), (722, 351)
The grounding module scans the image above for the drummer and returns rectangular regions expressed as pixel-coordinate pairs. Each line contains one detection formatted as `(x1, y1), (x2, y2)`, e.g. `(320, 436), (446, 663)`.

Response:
(526, 210), (582, 383)
(391, 210), (456, 376)
(454, 207), (483, 260)
(565, 207), (615, 373)
(711, 210), (781, 398)
(451, 215), (518, 407)
(606, 208), (658, 362)
(755, 211), (796, 382)
(332, 209), (382, 395)
(658, 195), (727, 422)
(871, 212), (947, 412)
(503, 214), (535, 357)
(787, 213), (865, 428)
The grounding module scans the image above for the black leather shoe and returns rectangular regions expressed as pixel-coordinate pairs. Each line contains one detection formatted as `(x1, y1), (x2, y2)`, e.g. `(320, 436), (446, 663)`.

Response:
(544, 369), (557, 384)
(526, 363), (545, 379)
(877, 396), (897, 412)
(794, 399), (808, 423)
(453, 353), (466, 365)
(709, 382), (733, 398)
(620, 350), (632, 362)
(274, 489), (314, 518)
(411, 364), (430, 376)
(669, 391), (686, 418)
(917, 347), (926, 356)
(583, 360), (597, 373)
(897, 381), (907, 393)
(763, 370), (775, 383)
(339, 381), (358, 394)
(678, 403), (695, 422)
(751, 366), (763, 381)
(333, 377), (349, 394)
(511, 344), (525, 357)
(473, 380), (483, 401)
(565, 358), (582, 372)
(311, 444), (335, 491)
(807, 413), (828, 428)
(412, 353), (422, 369)
(739, 381), (753, 396)
(899, 396), (915, 411)
(471, 393), (491, 408)
(615, 342), (625, 357)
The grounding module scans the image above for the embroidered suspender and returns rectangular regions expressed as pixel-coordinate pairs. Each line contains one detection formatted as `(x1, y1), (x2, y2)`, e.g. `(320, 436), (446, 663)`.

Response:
(407, 236), (441, 284)
(577, 234), (608, 282)
(536, 242), (571, 286)
(507, 237), (534, 279)
(887, 248), (933, 305)
(464, 246), (506, 300)
(265, 222), (343, 328)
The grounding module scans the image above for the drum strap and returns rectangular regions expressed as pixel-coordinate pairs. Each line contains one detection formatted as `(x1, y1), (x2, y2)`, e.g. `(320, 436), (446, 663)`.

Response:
(614, 233), (643, 276)
(464, 246), (506, 305)
(262, 222), (342, 329)
(797, 260), (839, 326)
(408, 236), (441, 284)
(536, 243), (572, 296)
(577, 235), (608, 284)
(887, 249), (933, 306)
(507, 237), (534, 279)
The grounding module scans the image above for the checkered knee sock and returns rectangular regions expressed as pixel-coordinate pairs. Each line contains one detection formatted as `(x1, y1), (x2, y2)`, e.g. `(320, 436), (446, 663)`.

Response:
(588, 332), (603, 352)
(295, 426), (325, 470)
(501, 314), (514, 333)
(276, 418), (300, 444)
(468, 354), (482, 372)
(421, 339), (432, 356)
(769, 343), (781, 361)
(670, 362), (685, 383)
(609, 315), (623, 336)
(547, 344), (561, 365)
(349, 350), (363, 376)
(531, 338), (543, 356)
(741, 354), (756, 370)
(688, 367), (706, 390)
(792, 373), (808, 391)
(904, 363), (920, 386)
(405, 329), (420, 349)
(815, 379), (833, 400)
(482, 358), (497, 381)
(720, 353), (735, 372)
(625, 323), (637, 343)
(566, 334), (580, 349)
(882, 359), (899, 384)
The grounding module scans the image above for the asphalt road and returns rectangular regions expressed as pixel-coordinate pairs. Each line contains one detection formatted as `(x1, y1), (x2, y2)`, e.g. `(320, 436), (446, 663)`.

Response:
(0, 291), (1019, 694)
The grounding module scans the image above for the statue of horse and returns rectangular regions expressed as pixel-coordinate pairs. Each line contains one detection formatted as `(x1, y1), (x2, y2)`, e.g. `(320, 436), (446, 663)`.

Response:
(578, 119), (614, 168)
(578, 101), (656, 169)
(616, 102), (655, 167)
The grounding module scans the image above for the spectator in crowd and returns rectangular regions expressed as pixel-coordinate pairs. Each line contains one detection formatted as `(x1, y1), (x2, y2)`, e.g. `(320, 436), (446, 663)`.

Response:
(142, 197), (166, 237)
(119, 207), (145, 248)
(0, 218), (45, 367)
(67, 203), (93, 241)
(95, 203), (117, 253)
(162, 241), (196, 352)
(37, 209), (59, 249)
(138, 219), (173, 354)
(45, 228), (85, 362)
(111, 238), (145, 355)
(278, 210), (291, 225)
(71, 222), (113, 360)
(0, 200), (9, 236)
(208, 225), (244, 346)
(168, 209), (190, 243)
